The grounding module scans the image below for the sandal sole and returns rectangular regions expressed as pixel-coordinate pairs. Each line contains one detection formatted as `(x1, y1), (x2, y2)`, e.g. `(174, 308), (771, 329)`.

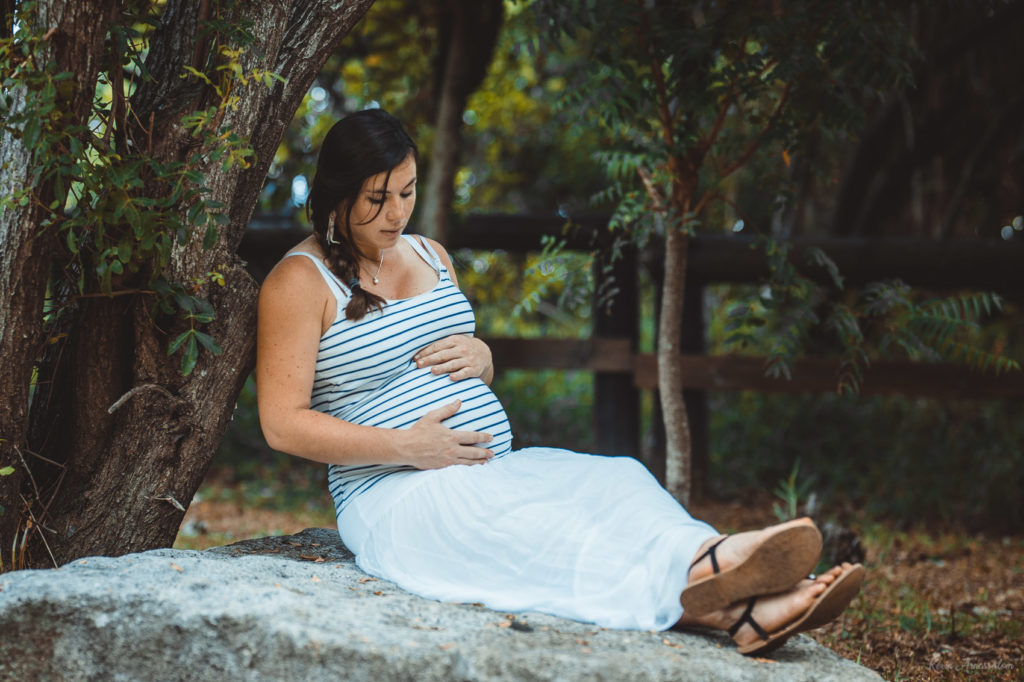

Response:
(680, 518), (823, 616)
(737, 563), (866, 656)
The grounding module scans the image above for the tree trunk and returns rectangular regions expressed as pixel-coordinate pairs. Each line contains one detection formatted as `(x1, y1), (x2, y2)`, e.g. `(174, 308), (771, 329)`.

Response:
(418, 0), (502, 242)
(1, 0), (376, 569)
(0, 0), (121, 567)
(658, 227), (693, 506)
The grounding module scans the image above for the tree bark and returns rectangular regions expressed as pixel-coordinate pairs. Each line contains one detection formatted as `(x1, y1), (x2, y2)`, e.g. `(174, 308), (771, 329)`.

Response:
(417, 0), (502, 242)
(2, 0), (376, 569)
(658, 227), (693, 506)
(0, 0), (121, 567)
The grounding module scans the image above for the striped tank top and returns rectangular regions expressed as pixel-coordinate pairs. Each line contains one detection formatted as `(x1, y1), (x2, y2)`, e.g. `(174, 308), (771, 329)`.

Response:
(284, 235), (513, 518)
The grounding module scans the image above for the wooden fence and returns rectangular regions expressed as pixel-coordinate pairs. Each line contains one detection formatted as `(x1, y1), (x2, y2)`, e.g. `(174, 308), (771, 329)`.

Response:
(240, 214), (1024, 485)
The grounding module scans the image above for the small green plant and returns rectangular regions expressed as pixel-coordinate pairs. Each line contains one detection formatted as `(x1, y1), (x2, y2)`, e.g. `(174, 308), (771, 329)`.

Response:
(772, 460), (815, 522)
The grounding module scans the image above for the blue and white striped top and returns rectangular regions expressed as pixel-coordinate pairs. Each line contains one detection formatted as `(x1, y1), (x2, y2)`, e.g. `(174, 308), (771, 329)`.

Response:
(284, 235), (513, 518)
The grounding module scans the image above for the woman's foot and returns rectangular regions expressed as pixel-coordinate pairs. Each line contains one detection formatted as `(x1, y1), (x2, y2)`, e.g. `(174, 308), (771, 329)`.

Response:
(679, 563), (864, 656)
(680, 518), (822, 616)
(687, 518), (817, 584)
(725, 565), (848, 651)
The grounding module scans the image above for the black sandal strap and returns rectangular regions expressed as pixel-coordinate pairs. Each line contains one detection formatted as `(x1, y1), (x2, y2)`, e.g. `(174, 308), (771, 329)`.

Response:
(689, 536), (728, 574)
(727, 597), (770, 641)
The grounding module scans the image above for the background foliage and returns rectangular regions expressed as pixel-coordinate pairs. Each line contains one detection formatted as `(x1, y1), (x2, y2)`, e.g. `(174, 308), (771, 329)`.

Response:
(204, 0), (1024, 533)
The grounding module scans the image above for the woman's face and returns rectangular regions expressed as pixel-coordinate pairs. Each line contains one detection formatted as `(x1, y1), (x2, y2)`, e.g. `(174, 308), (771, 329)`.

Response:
(344, 153), (417, 256)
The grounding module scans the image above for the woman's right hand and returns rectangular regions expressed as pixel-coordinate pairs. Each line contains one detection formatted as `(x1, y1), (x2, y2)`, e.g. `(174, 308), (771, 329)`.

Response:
(402, 400), (494, 469)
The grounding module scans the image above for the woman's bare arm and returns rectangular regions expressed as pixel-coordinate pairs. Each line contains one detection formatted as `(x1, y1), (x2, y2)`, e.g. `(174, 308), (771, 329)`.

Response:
(255, 255), (492, 467)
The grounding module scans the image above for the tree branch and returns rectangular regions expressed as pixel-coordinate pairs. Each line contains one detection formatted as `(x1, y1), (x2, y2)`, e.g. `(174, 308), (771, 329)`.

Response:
(719, 81), (792, 180)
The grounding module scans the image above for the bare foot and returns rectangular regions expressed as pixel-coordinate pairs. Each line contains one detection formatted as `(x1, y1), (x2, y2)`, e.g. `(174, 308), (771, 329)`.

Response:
(679, 563), (855, 650)
(688, 517), (817, 583)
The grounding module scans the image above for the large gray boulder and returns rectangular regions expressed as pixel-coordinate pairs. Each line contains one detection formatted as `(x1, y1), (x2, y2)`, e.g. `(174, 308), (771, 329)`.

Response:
(0, 528), (880, 681)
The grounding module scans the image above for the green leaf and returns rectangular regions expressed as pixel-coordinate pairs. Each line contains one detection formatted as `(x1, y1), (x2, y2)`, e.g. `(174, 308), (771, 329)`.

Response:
(202, 222), (217, 250)
(181, 335), (199, 376)
(173, 291), (196, 312)
(193, 330), (222, 355)
(168, 330), (191, 355)
(23, 117), (41, 148)
(0, 466), (15, 476)
(118, 240), (132, 263)
(188, 201), (204, 226)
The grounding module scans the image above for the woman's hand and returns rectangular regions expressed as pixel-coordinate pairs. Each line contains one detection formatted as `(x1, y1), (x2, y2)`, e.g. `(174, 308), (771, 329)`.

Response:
(402, 400), (494, 468)
(414, 335), (493, 383)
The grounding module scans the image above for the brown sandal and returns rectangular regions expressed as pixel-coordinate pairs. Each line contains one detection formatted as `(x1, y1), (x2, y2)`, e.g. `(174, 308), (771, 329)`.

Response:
(680, 518), (823, 616)
(733, 563), (866, 656)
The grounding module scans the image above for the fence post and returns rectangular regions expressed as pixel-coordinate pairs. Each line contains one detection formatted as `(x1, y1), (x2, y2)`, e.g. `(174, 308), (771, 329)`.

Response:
(682, 281), (709, 501)
(592, 245), (640, 457)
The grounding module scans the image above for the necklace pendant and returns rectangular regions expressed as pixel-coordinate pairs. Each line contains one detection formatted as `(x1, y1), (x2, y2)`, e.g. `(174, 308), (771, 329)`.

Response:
(372, 277), (379, 285)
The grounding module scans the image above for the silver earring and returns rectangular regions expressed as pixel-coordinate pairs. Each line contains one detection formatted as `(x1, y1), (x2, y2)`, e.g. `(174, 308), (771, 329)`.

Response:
(326, 214), (340, 245)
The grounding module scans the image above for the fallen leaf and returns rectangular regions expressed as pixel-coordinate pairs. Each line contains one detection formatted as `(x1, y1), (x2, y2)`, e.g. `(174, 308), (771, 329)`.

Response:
(358, 577), (377, 584)
(311, 576), (321, 582)
(288, 542), (302, 547)
(439, 642), (456, 651)
(170, 562), (183, 573)
(299, 554), (325, 562)
(498, 621), (511, 629)
(373, 590), (384, 596)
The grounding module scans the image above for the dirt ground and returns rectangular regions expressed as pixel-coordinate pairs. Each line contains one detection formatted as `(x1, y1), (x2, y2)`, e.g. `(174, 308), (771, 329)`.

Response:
(178, 491), (1024, 682)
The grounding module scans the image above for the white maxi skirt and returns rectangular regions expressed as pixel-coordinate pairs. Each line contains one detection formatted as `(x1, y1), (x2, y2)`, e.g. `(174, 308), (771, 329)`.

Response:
(337, 447), (718, 631)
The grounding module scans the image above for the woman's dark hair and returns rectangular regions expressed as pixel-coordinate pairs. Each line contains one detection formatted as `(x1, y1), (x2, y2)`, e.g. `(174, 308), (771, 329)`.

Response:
(306, 108), (418, 320)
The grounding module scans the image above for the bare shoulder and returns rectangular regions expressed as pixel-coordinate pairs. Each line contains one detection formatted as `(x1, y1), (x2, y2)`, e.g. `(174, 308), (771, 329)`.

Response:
(259, 241), (331, 317)
(420, 236), (455, 269)
(262, 252), (319, 297)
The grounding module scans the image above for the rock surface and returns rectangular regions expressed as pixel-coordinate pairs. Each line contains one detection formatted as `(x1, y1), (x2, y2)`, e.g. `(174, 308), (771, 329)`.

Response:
(0, 528), (881, 681)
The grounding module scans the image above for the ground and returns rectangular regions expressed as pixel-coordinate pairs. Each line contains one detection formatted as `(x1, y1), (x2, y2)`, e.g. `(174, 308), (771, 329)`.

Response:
(177, 477), (1023, 682)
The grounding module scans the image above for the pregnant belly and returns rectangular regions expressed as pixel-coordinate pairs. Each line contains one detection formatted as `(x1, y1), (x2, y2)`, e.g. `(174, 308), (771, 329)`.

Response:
(343, 365), (513, 457)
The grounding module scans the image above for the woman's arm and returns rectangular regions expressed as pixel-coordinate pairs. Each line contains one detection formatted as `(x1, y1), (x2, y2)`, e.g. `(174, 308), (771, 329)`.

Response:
(412, 237), (496, 385)
(256, 255), (493, 467)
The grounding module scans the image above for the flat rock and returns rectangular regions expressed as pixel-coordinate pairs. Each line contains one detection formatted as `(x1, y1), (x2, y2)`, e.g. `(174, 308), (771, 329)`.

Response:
(0, 528), (881, 681)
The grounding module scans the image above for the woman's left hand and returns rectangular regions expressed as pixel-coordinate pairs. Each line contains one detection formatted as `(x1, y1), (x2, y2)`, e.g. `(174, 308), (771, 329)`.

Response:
(414, 335), (493, 383)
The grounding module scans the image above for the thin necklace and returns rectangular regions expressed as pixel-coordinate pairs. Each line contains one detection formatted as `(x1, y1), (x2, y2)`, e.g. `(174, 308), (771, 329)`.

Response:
(371, 250), (384, 284)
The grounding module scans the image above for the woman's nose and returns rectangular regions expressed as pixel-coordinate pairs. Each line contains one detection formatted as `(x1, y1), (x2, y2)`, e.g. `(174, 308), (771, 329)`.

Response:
(386, 195), (405, 221)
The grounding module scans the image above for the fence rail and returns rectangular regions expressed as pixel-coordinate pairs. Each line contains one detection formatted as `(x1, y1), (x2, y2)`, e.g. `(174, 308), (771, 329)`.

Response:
(240, 214), (1024, 476)
(484, 338), (1024, 399)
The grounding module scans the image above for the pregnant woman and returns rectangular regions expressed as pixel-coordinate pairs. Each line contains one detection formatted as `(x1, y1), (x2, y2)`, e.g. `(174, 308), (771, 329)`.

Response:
(255, 108), (864, 656)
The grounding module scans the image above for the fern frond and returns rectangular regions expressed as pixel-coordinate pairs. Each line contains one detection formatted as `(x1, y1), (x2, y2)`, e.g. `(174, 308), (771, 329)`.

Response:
(920, 292), (1004, 322)
(863, 280), (912, 316)
(937, 339), (1021, 374)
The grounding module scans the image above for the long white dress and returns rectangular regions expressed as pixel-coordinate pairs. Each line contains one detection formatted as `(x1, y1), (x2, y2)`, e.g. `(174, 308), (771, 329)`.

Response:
(286, 235), (717, 631)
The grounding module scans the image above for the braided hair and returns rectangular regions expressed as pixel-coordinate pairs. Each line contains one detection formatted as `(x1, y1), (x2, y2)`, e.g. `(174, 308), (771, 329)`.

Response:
(306, 108), (418, 320)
